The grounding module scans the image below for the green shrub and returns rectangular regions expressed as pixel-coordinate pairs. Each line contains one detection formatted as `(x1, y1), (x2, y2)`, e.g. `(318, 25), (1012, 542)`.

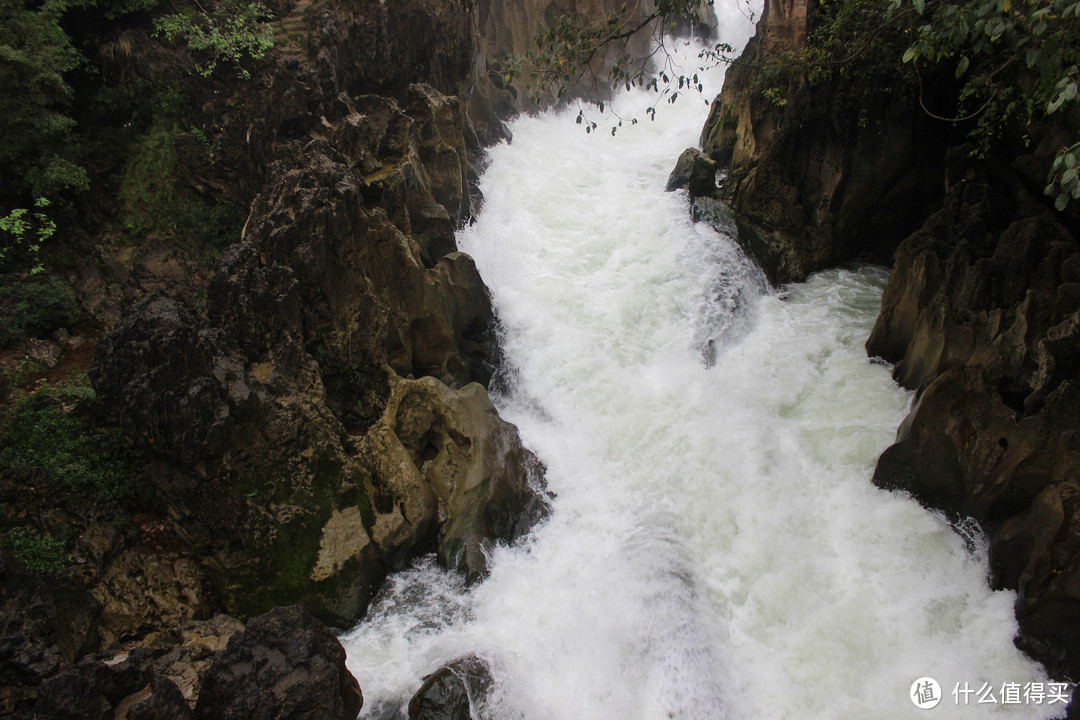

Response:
(6, 526), (71, 572)
(153, 0), (274, 79)
(0, 386), (143, 509)
(0, 198), (57, 275)
(0, 276), (81, 347)
(118, 119), (243, 260)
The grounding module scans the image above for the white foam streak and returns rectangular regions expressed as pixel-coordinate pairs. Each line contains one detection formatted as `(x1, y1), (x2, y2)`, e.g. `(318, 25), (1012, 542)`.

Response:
(342, 4), (1062, 718)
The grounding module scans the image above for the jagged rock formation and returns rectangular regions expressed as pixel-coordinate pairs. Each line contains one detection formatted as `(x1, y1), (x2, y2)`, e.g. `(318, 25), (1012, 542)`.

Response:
(686, 0), (1080, 694)
(867, 167), (1080, 680)
(3, 0), (642, 714)
(689, 0), (943, 283)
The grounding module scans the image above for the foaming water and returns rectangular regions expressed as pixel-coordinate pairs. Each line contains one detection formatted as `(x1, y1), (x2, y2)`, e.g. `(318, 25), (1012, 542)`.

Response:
(342, 5), (1061, 719)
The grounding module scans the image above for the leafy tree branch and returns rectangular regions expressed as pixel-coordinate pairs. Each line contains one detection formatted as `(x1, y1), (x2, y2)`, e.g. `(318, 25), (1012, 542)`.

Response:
(153, 0), (273, 79)
(895, 0), (1080, 209)
(501, 0), (744, 134)
(1, 198), (57, 275)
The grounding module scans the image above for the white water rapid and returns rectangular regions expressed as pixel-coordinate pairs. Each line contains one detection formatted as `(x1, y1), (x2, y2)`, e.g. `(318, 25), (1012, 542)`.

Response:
(341, 4), (1064, 718)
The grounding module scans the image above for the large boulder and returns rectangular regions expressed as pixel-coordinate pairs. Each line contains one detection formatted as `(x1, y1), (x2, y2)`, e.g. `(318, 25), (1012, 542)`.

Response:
(666, 147), (718, 198)
(369, 377), (548, 582)
(192, 606), (362, 720)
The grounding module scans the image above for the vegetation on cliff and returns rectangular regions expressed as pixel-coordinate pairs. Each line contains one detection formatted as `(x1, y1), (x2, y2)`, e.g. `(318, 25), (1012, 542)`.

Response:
(501, 0), (744, 131)
(895, 0), (1080, 208)
(0, 0), (266, 285)
(2, 1), (617, 716)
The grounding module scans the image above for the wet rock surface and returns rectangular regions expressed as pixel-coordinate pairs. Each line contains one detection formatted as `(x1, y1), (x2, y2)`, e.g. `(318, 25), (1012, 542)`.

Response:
(693, 0), (941, 284)
(666, 147), (718, 198)
(407, 655), (492, 720)
(867, 171), (1080, 679)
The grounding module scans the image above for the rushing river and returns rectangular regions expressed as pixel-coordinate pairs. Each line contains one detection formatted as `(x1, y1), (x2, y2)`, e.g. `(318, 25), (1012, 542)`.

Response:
(341, 3), (1062, 718)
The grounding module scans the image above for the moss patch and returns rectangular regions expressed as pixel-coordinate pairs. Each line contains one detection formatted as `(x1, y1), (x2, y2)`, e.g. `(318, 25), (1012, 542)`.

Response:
(4, 526), (72, 573)
(118, 119), (242, 263)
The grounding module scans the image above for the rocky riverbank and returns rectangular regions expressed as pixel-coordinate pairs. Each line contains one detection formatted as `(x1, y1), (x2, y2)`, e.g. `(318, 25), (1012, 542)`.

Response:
(1, 0), (647, 716)
(677, 0), (1080, 700)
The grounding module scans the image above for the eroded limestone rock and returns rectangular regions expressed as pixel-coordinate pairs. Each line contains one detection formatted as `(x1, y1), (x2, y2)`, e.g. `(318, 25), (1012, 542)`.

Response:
(368, 376), (547, 582)
(867, 174), (1080, 679)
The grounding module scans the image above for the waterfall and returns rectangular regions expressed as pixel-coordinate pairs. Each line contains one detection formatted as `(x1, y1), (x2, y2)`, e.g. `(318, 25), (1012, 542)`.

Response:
(341, 3), (1062, 718)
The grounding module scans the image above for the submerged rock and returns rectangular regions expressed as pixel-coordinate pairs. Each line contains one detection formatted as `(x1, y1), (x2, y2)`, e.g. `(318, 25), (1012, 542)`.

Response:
(408, 656), (492, 720)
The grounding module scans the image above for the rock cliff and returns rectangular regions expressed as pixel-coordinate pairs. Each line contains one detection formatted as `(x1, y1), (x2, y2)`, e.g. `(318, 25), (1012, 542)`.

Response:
(867, 165), (1080, 681)
(690, 0), (944, 283)
(81, 0), (555, 635)
(1, 0), (637, 716)
(685, 0), (1080, 694)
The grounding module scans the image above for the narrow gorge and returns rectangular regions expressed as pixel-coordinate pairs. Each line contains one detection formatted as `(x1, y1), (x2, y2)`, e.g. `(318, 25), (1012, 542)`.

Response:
(1, 0), (1077, 718)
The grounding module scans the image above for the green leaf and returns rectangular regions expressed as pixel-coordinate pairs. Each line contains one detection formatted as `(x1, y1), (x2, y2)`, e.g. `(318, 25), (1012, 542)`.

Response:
(913, 0), (925, 14)
(956, 56), (970, 78)
(902, 47), (918, 63)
